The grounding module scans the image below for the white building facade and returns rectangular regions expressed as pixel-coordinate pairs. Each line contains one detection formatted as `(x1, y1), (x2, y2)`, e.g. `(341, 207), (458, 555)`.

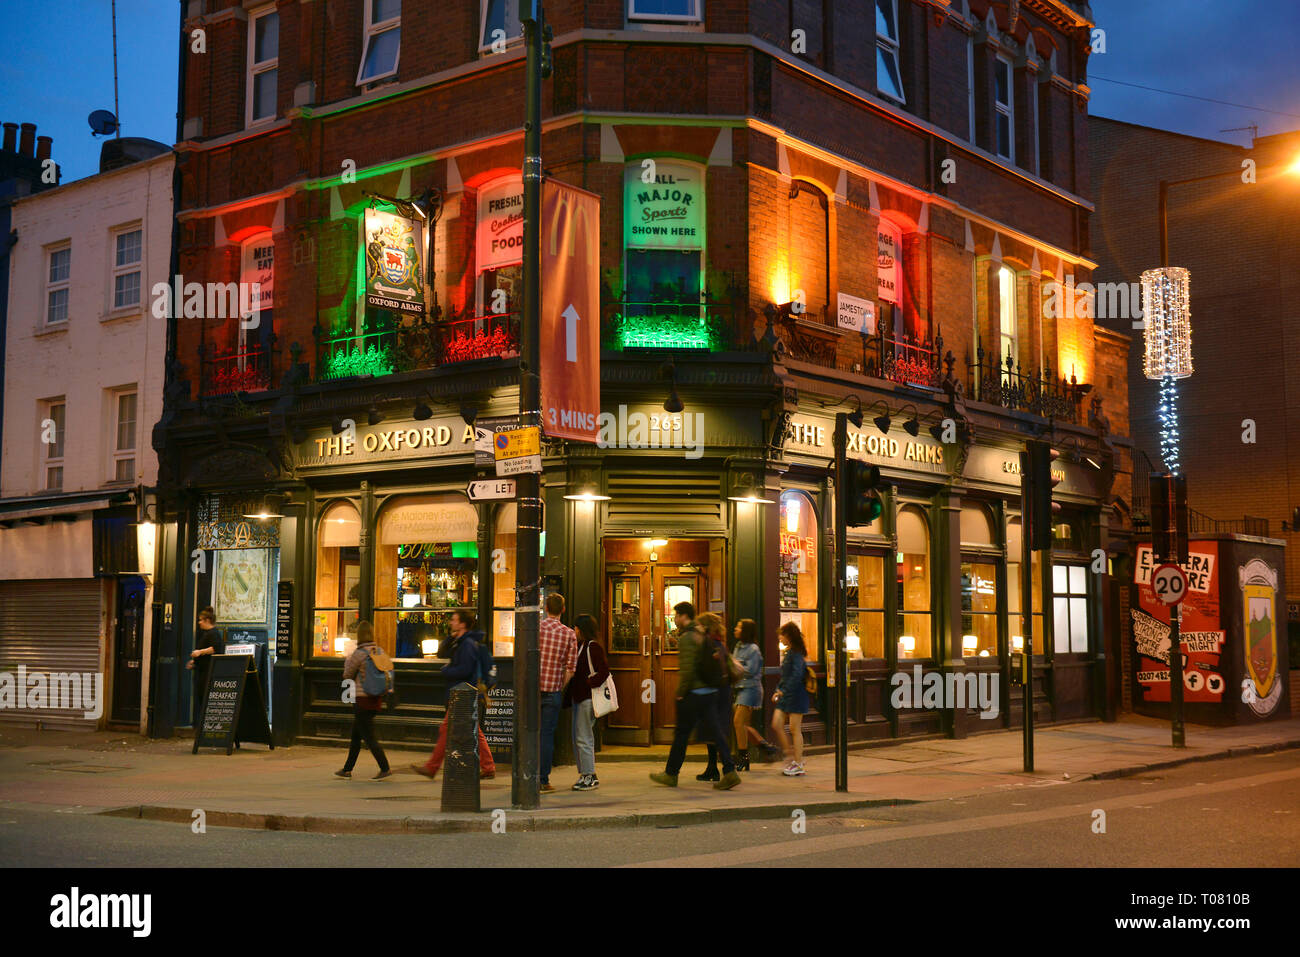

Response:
(0, 149), (172, 732)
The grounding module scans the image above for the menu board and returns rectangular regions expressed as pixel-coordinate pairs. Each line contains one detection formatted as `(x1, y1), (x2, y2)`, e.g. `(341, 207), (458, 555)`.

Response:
(276, 581), (293, 658)
(192, 654), (273, 755)
(482, 684), (515, 763)
(779, 552), (799, 607)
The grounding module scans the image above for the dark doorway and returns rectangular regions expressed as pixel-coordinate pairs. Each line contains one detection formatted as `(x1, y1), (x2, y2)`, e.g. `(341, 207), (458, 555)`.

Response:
(111, 575), (146, 725)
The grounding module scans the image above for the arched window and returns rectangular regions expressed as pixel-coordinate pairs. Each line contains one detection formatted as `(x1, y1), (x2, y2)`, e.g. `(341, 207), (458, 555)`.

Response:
(960, 504), (999, 659)
(998, 264), (1017, 374)
(313, 500), (361, 658)
(373, 494), (479, 660)
(897, 505), (931, 659)
(779, 490), (819, 661)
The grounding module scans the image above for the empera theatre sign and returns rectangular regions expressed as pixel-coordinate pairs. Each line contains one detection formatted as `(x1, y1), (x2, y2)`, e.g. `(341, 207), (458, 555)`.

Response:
(363, 207), (424, 315)
(1131, 542), (1227, 705)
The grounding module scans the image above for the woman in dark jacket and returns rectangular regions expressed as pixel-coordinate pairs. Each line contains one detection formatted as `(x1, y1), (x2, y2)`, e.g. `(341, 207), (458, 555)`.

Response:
(336, 620), (392, 780)
(566, 614), (609, 791)
(771, 621), (810, 776)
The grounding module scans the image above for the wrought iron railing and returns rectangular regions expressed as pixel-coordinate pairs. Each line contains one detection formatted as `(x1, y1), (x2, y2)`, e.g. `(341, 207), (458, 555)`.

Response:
(602, 296), (743, 351)
(1134, 448), (1268, 536)
(1188, 509), (1269, 537)
(435, 311), (520, 363)
(967, 347), (1084, 423)
(313, 308), (524, 381)
(199, 339), (277, 396)
(315, 326), (402, 380)
(771, 309), (952, 389)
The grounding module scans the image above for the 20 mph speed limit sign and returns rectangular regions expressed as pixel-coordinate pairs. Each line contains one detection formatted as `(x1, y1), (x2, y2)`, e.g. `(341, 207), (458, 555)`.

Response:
(1152, 563), (1188, 606)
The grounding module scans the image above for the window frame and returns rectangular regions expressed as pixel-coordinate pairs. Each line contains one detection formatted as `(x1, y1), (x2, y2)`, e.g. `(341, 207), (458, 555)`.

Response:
(245, 5), (280, 128)
(41, 398), (66, 492)
(896, 503), (933, 661)
(45, 242), (71, 328)
(779, 489), (822, 663)
(966, 33), (976, 142)
(875, 0), (906, 105)
(479, 0), (523, 53)
(994, 53), (1014, 162)
(109, 388), (138, 485)
(357, 0), (401, 86)
(1052, 563), (1090, 655)
(628, 0), (702, 24)
(109, 224), (143, 314)
(998, 263), (1017, 375)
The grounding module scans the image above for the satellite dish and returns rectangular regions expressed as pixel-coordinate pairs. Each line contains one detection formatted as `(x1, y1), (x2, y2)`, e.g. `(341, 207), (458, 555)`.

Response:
(88, 109), (119, 136)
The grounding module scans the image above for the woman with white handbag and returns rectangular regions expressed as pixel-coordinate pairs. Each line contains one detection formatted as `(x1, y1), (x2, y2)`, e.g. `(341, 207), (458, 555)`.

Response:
(566, 614), (616, 791)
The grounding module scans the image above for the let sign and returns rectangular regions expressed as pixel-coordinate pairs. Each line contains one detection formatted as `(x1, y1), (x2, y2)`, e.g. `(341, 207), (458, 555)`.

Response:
(1151, 563), (1188, 606)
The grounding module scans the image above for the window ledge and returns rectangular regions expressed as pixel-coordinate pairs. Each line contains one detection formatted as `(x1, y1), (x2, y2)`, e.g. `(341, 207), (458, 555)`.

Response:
(102, 306), (143, 324)
(34, 323), (69, 338)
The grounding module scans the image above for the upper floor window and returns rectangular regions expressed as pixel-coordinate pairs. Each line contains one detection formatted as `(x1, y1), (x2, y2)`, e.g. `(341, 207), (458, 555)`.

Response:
(629, 0), (702, 22)
(246, 6), (279, 126)
(876, 0), (905, 104)
(994, 54), (1014, 161)
(358, 0), (401, 85)
(481, 0), (522, 50)
(111, 226), (142, 311)
(998, 264), (1017, 371)
(41, 398), (65, 491)
(45, 244), (71, 326)
(111, 389), (138, 484)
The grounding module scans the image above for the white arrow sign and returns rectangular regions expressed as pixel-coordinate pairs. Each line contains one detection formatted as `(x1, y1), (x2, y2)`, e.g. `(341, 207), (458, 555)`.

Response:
(562, 303), (580, 362)
(467, 479), (517, 501)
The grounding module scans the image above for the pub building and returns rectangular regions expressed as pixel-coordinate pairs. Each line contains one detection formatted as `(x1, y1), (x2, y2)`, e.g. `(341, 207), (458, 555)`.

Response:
(150, 0), (1125, 751)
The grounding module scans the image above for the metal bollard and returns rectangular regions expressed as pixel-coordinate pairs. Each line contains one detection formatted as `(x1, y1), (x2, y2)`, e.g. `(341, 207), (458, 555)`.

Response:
(440, 682), (480, 813)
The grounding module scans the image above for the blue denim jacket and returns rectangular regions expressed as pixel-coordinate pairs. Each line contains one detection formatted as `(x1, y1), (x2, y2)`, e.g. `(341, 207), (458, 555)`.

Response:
(733, 642), (763, 692)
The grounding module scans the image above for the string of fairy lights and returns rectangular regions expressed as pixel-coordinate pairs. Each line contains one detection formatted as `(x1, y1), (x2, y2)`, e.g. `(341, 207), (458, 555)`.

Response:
(1140, 266), (1193, 475)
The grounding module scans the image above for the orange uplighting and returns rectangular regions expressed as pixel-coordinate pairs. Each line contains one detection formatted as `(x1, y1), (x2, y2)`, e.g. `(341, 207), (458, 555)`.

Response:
(769, 261), (790, 306)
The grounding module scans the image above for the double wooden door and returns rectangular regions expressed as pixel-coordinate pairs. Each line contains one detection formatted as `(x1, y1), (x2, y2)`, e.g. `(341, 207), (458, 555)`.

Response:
(603, 540), (712, 745)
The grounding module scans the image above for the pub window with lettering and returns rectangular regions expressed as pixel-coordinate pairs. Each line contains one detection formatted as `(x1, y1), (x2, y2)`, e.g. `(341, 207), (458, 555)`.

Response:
(622, 159), (705, 339)
(313, 500), (362, 658)
(896, 505), (932, 659)
(959, 504), (1000, 659)
(877, 218), (903, 338)
(779, 490), (820, 661)
(373, 495), (480, 661)
(475, 173), (523, 335)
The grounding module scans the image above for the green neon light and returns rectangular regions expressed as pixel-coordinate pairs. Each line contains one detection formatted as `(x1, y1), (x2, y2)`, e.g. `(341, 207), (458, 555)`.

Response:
(321, 342), (395, 379)
(616, 314), (715, 350)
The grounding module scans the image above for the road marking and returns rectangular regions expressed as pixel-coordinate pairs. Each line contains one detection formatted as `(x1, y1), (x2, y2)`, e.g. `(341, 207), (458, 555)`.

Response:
(630, 765), (1300, 868)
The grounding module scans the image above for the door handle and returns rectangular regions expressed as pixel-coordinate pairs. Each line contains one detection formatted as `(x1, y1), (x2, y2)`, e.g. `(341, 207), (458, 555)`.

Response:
(642, 634), (649, 657)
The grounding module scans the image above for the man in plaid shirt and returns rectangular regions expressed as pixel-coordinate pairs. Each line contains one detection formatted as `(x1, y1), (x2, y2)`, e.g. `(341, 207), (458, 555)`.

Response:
(538, 592), (577, 792)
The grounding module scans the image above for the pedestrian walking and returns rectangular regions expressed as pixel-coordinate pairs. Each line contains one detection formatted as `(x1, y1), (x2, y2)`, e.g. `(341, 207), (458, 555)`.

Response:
(649, 604), (741, 790)
(565, 613), (609, 791)
(412, 610), (497, 780)
(771, 621), (810, 776)
(336, 620), (392, 780)
(698, 614), (734, 781)
(186, 606), (224, 722)
(538, 593), (579, 793)
(730, 618), (781, 768)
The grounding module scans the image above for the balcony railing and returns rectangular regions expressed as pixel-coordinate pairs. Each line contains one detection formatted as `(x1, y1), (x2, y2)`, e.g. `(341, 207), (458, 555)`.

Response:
(968, 347), (1084, 423)
(602, 296), (743, 351)
(199, 339), (277, 396)
(313, 308), (524, 381)
(434, 311), (520, 363)
(316, 327), (401, 381)
(773, 310), (951, 390)
(1133, 448), (1268, 536)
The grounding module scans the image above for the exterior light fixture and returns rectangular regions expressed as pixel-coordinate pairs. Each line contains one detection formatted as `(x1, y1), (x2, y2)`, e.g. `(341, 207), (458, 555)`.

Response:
(660, 360), (684, 413)
(1140, 265), (1192, 474)
(413, 400), (433, 421)
(646, 538), (669, 548)
(243, 492), (286, 520)
(563, 488), (611, 502)
(367, 404), (385, 426)
(331, 416), (347, 435)
(729, 493), (774, 504)
(864, 401), (892, 435)
(459, 404), (478, 426)
(663, 387), (684, 414)
(901, 405), (920, 437)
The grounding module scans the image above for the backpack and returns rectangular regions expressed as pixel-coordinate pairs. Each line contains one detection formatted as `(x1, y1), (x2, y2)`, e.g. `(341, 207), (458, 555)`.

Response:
(802, 656), (818, 696)
(694, 633), (725, 688)
(474, 639), (497, 689)
(360, 645), (394, 697)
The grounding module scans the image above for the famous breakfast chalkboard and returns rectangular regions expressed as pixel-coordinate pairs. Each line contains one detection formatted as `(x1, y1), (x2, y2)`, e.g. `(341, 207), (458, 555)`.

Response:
(192, 654), (273, 755)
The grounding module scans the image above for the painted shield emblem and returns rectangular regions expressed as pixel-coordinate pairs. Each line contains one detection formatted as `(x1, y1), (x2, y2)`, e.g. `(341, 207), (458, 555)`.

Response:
(1244, 585), (1276, 698)
(382, 247), (407, 285)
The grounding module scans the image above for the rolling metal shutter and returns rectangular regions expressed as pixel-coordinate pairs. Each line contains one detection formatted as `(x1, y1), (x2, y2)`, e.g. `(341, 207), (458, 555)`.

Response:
(0, 579), (103, 730)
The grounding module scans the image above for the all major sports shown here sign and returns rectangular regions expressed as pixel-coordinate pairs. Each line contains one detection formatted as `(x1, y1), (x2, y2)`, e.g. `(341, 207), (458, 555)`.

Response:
(1151, 564), (1189, 606)
(541, 179), (601, 443)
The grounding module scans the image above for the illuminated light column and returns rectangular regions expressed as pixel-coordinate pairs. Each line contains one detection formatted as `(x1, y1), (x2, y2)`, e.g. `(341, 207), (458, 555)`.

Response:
(1140, 266), (1192, 474)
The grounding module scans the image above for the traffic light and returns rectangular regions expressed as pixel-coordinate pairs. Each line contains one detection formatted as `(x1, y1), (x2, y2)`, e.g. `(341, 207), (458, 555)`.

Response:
(1027, 439), (1061, 551)
(1149, 472), (1188, 565)
(843, 460), (884, 526)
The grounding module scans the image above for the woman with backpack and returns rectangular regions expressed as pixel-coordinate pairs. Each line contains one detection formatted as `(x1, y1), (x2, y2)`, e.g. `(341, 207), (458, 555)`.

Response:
(565, 614), (609, 791)
(336, 620), (392, 780)
(771, 621), (810, 776)
(411, 610), (497, 780)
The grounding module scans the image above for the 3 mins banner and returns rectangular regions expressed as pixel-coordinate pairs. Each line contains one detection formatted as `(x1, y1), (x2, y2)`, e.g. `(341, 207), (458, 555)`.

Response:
(540, 179), (601, 443)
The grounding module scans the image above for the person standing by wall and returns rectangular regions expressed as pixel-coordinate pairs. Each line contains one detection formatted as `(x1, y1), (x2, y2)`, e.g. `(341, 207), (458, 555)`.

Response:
(772, 621), (810, 776)
(187, 606), (224, 724)
(538, 593), (578, 793)
(566, 613), (608, 791)
(336, 620), (392, 780)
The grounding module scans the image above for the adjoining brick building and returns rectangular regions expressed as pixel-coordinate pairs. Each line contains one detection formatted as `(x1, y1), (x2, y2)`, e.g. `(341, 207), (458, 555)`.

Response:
(149, 0), (1130, 752)
(1091, 116), (1298, 716)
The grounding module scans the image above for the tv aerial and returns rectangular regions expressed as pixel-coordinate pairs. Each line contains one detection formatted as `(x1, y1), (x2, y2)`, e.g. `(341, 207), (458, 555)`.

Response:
(88, 109), (120, 137)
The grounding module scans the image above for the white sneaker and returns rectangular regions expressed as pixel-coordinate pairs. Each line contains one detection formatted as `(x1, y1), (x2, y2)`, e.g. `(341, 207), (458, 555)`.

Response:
(781, 761), (800, 776)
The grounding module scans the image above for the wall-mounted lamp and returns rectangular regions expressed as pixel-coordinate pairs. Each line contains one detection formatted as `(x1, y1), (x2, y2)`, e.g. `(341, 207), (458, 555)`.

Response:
(367, 404), (385, 426)
(459, 404), (478, 427)
(413, 399), (433, 421)
(563, 488), (611, 502)
(243, 492), (286, 520)
(899, 404), (921, 437)
(660, 360), (684, 414)
(331, 416), (348, 435)
(728, 471), (774, 505)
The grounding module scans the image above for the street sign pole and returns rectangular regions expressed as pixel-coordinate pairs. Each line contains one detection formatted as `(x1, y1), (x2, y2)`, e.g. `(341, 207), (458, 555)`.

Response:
(1018, 449), (1034, 773)
(832, 413), (849, 792)
(513, 0), (548, 811)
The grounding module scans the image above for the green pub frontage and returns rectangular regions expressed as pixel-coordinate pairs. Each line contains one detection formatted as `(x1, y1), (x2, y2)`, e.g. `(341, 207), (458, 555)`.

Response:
(148, 348), (1129, 752)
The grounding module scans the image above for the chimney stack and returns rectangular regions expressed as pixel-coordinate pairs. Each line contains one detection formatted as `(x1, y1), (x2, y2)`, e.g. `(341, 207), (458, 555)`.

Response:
(2, 122), (16, 153)
(36, 136), (52, 164)
(18, 122), (36, 157)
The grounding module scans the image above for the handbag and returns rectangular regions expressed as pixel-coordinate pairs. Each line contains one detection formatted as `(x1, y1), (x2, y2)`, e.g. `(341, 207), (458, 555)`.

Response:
(803, 658), (818, 696)
(725, 652), (746, 684)
(586, 642), (619, 718)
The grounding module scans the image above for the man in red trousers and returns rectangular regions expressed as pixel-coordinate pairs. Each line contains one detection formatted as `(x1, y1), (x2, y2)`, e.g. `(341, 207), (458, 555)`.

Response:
(412, 610), (496, 779)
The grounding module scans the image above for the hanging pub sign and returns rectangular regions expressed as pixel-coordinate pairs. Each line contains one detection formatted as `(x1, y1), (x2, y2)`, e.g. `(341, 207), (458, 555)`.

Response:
(239, 233), (274, 314)
(362, 207), (424, 315)
(476, 174), (524, 271)
(623, 160), (704, 250)
(541, 179), (601, 443)
(877, 221), (902, 304)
